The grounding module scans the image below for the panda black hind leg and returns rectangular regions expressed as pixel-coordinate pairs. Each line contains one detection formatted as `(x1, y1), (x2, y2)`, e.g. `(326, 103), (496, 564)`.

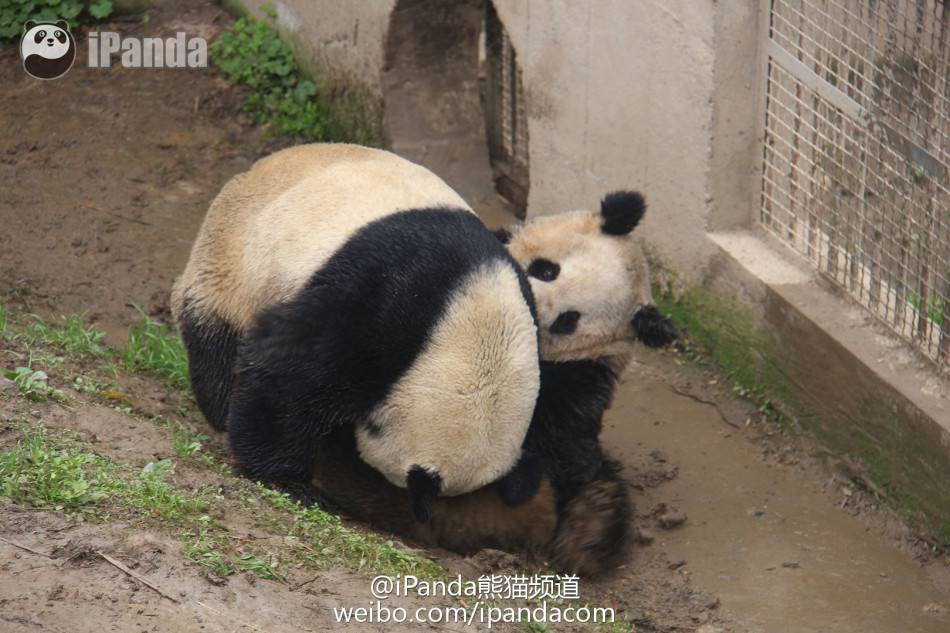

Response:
(225, 277), (382, 499)
(175, 298), (242, 431)
(549, 460), (631, 576)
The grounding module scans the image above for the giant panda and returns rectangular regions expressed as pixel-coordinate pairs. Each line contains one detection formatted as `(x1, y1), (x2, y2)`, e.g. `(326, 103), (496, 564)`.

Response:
(311, 191), (678, 576)
(171, 143), (542, 522)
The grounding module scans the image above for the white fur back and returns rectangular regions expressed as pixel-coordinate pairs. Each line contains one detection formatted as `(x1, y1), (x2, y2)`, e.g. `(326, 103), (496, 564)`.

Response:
(172, 143), (472, 330)
(355, 260), (539, 494)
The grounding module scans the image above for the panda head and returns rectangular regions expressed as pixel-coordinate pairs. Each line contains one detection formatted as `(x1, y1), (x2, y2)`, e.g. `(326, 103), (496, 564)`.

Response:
(20, 20), (76, 80)
(502, 191), (677, 362)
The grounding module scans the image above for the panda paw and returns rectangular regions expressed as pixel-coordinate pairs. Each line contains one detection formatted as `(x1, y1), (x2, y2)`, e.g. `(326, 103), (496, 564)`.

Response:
(271, 480), (333, 510)
(630, 305), (678, 349)
(407, 465), (443, 523)
(494, 452), (543, 506)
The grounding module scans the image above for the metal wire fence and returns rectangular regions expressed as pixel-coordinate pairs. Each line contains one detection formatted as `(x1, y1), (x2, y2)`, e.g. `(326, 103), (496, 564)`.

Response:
(763, 0), (950, 367)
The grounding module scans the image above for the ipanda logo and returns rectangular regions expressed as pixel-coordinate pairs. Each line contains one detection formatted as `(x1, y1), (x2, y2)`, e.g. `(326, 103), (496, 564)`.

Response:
(20, 21), (76, 80)
(19, 21), (207, 80)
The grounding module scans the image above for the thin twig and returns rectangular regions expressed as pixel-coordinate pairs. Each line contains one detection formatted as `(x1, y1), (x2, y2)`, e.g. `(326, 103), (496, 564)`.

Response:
(0, 535), (52, 558)
(291, 574), (321, 592)
(670, 385), (743, 429)
(97, 550), (180, 603)
(83, 203), (153, 227)
(197, 601), (275, 632)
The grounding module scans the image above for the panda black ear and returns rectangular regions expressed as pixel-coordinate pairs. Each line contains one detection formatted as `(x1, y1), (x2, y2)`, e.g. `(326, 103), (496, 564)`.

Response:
(54, 20), (69, 30)
(24, 20), (37, 31)
(600, 191), (646, 236)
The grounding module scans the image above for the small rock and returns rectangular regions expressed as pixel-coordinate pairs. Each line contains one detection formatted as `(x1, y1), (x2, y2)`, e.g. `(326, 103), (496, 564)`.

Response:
(656, 508), (688, 529)
(634, 528), (655, 545)
(0, 377), (16, 393)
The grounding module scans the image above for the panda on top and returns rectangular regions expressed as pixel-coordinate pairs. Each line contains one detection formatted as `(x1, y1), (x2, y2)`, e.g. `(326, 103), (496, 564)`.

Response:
(311, 185), (677, 576)
(172, 143), (543, 522)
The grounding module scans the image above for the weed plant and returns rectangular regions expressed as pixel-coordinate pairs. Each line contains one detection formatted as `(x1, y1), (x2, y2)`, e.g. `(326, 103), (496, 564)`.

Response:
(209, 4), (330, 139)
(0, 0), (113, 42)
(1, 366), (65, 402)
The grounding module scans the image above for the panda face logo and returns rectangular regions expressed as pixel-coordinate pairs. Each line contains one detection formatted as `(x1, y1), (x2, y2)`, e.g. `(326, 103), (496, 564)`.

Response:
(20, 20), (76, 80)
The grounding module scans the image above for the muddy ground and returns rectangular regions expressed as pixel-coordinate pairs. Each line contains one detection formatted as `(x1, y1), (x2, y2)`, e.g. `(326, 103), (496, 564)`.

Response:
(0, 3), (948, 632)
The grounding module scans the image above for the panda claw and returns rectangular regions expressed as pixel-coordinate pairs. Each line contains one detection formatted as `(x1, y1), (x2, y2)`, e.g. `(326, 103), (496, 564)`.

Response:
(407, 465), (442, 523)
(271, 480), (332, 510)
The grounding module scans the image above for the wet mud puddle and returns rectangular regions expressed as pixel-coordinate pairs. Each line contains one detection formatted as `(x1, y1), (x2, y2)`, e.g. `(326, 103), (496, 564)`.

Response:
(609, 353), (950, 633)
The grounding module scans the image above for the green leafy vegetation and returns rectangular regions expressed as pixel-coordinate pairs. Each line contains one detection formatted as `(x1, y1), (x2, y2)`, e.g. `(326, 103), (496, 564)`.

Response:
(209, 4), (330, 140)
(0, 424), (109, 511)
(0, 0), (113, 42)
(906, 289), (946, 326)
(1, 366), (65, 402)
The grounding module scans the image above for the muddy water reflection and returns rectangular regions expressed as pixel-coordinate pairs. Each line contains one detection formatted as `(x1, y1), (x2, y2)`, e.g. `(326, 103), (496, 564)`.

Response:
(607, 355), (950, 633)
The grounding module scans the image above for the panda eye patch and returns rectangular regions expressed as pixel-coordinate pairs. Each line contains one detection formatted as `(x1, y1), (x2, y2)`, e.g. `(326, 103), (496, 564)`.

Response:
(549, 310), (580, 335)
(527, 258), (560, 282)
(35, 30), (46, 43)
(55, 30), (67, 43)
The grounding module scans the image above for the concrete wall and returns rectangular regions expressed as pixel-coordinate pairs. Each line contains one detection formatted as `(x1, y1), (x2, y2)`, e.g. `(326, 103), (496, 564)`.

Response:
(225, 0), (398, 145)
(493, 1), (722, 282)
(235, 0), (394, 92)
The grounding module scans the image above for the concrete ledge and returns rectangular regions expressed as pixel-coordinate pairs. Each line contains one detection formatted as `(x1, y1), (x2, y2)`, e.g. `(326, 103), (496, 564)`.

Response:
(704, 230), (950, 538)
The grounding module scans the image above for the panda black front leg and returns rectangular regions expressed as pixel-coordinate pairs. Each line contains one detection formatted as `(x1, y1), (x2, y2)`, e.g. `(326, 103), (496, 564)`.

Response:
(493, 450), (543, 506)
(630, 305), (678, 349)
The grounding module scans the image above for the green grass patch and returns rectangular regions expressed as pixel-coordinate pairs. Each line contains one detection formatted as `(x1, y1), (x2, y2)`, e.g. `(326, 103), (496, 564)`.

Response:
(121, 459), (212, 523)
(25, 313), (109, 359)
(257, 486), (444, 580)
(0, 306), (448, 583)
(162, 419), (208, 460)
(209, 3), (330, 140)
(121, 306), (190, 389)
(0, 304), (9, 335)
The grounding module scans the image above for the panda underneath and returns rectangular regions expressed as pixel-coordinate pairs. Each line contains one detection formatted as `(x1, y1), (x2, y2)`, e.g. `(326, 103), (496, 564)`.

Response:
(172, 143), (678, 575)
(312, 188), (677, 576)
(172, 143), (542, 523)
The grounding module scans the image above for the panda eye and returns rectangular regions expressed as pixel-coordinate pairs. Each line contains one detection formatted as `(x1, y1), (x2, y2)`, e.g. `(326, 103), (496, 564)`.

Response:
(549, 310), (580, 335)
(527, 258), (560, 282)
(55, 30), (67, 44)
(35, 30), (46, 43)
